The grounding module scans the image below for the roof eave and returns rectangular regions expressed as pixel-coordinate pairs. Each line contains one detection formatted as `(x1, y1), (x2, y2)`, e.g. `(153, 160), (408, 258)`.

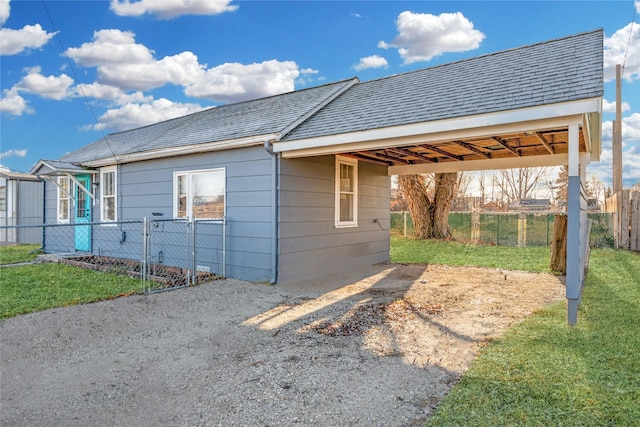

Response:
(273, 98), (602, 159)
(80, 132), (282, 167)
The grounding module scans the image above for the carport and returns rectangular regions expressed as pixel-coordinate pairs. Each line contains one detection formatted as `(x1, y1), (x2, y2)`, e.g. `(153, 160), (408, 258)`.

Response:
(272, 29), (603, 324)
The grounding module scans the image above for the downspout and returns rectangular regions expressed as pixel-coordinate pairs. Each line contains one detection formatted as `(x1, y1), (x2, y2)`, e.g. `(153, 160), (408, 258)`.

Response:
(264, 140), (279, 285)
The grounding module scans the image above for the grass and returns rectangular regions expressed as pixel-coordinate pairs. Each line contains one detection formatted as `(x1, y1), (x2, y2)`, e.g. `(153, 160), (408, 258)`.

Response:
(0, 263), (145, 319)
(0, 244), (42, 265)
(389, 236), (640, 427)
(390, 235), (552, 273)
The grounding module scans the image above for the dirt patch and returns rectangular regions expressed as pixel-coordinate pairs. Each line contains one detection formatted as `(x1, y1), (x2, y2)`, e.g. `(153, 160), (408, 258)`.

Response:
(1, 263), (564, 426)
(59, 255), (219, 288)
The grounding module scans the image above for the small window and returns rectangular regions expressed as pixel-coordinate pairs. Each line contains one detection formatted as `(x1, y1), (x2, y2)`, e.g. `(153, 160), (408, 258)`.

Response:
(335, 156), (358, 228)
(101, 167), (117, 222)
(173, 168), (225, 219)
(57, 177), (71, 223)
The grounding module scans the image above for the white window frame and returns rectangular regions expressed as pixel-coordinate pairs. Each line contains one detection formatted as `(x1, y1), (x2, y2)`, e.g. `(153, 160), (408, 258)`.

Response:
(100, 166), (117, 222)
(335, 155), (358, 228)
(57, 176), (71, 223)
(173, 168), (226, 220)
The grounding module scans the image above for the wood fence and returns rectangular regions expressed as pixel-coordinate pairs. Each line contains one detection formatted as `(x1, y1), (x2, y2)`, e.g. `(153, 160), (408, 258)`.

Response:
(605, 190), (640, 251)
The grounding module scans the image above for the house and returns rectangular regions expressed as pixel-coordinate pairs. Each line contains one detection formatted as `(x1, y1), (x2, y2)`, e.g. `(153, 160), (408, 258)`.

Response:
(31, 30), (603, 323)
(0, 168), (43, 244)
(509, 198), (551, 212)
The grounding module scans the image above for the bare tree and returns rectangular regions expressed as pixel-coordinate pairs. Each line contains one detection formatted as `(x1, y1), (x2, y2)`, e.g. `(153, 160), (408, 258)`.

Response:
(495, 167), (548, 204)
(397, 172), (458, 239)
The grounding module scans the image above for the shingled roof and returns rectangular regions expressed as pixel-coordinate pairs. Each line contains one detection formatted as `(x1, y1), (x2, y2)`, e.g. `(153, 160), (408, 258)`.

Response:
(40, 29), (602, 170)
(59, 78), (357, 165)
(282, 29), (603, 143)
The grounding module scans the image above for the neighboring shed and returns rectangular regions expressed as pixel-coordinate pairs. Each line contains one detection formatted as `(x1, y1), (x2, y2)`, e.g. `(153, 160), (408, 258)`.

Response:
(0, 169), (43, 244)
(31, 30), (602, 323)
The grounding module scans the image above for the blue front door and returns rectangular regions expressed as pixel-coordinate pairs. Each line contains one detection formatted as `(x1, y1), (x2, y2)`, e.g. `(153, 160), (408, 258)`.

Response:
(74, 175), (91, 252)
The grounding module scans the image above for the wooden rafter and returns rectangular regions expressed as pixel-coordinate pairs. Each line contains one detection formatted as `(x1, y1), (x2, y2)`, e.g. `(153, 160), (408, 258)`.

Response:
(355, 151), (409, 165)
(346, 153), (391, 166)
(491, 137), (520, 157)
(386, 147), (436, 163)
(420, 144), (463, 161)
(535, 132), (555, 154)
(451, 140), (491, 159)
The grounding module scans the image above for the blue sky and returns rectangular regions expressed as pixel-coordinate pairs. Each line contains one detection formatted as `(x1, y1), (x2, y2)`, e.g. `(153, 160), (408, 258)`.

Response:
(1, 0), (639, 191)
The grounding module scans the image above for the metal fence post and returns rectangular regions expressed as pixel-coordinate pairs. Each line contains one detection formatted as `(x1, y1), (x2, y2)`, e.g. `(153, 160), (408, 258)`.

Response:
(190, 217), (196, 285)
(142, 217), (149, 291)
(222, 217), (227, 278)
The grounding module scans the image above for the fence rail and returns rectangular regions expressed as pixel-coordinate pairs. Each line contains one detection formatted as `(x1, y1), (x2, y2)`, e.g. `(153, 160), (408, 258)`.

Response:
(391, 211), (615, 248)
(1, 218), (225, 292)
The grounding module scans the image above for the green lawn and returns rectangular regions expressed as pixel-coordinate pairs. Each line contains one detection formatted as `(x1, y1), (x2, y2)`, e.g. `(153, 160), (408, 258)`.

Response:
(0, 263), (145, 319)
(390, 235), (552, 272)
(389, 237), (640, 427)
(0, 244), (41, 265)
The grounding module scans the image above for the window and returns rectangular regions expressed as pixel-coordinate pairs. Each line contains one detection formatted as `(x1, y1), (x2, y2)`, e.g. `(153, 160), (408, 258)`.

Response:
(101, 167), (117, 222)
(174, 168), (225, 219)
(57, 176), (71, 223)
(335, 156), (358, 228)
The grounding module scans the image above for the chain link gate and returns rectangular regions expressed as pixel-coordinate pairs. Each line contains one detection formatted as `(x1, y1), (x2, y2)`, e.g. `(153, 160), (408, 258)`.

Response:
(142, 218), (225, 293)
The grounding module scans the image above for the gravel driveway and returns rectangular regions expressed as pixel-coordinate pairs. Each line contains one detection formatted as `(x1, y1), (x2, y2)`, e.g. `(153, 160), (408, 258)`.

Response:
(1, 263), (564, 426)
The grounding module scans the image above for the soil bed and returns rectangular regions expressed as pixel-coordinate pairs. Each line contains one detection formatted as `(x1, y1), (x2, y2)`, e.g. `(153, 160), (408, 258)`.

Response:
(59, 255), (219, 288)
(1, 262), (564, 426)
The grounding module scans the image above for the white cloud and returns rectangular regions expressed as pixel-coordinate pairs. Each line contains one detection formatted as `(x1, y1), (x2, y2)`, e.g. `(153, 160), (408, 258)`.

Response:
(604, 22), (640, 82)
(110, 0), (237, 19)
(0, 24), (57, 56)
(0, 87), (33, 115)
(97, 51), (203, 91)
(379, 11), (485, 63)
(0, 0), (10, 26)
(65, 29), (154, 67)
(16, 67), (74, 100)
(591, 113), (640, 187)
(0, 148), (28, 160)
(64, 29), (299, 103)
(184, 60), (300, 103)
(602, 98), (631, 113)
(353, 55), (388, 71)
(94, 98), (205, 131)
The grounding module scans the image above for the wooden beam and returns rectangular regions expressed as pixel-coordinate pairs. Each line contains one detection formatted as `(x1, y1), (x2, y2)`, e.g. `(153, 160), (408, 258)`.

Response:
(386, 147), (436, 163)
(345, 153), (391, 167)
(534, 132), (554, 154)
(370, 150), (411, 164)
(420, 144), (463, 161)
(451, 140), (491, 159)
(491, 137), (520, 157)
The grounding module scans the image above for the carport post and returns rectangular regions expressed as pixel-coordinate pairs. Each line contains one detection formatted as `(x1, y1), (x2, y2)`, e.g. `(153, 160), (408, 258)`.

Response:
(566, 124), (580, 325)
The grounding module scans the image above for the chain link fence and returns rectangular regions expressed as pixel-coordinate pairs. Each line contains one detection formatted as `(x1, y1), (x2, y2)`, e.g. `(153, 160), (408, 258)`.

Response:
(1, 218), (225, 293)
(391, 211), (615, 248)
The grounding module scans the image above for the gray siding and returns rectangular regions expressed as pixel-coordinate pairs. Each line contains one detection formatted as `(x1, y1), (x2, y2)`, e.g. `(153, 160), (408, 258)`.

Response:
(115, 145), (274, 282)
(41, 146), (275, 283)
(278, 156), (390, 284)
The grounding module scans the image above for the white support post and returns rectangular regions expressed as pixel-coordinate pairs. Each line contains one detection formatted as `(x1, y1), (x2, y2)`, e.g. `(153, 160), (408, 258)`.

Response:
(566, 124), (581, 325)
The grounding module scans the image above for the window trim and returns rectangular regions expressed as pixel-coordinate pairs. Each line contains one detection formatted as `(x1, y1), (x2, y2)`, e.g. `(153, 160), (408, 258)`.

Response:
(335, 155), (358, 228)
(100, 166), (117, 222)
(173, 168), (226, 220)
(57, 176), (71, 224)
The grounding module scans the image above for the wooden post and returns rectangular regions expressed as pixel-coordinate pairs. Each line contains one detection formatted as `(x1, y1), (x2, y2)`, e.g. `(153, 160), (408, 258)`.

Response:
(550, 214), (567, 274)
(613, 64), (623, 194)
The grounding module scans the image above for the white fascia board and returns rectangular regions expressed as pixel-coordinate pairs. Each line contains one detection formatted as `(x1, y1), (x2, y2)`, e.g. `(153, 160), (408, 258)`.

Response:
(274, 98), (600, 157)
(83, 133), (281, 167)
(388, 153), (569, 176)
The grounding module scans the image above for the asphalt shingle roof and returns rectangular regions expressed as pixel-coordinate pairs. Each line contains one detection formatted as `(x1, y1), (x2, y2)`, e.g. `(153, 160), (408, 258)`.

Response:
(61, 78), (357, 163)
(282, 29), (603, 142)
(59, 30), (602, 165)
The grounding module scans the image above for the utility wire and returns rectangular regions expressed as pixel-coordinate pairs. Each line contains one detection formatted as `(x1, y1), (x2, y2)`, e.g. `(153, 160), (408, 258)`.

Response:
(41, 1), (119, 163)
(621, 0), (638, 79)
